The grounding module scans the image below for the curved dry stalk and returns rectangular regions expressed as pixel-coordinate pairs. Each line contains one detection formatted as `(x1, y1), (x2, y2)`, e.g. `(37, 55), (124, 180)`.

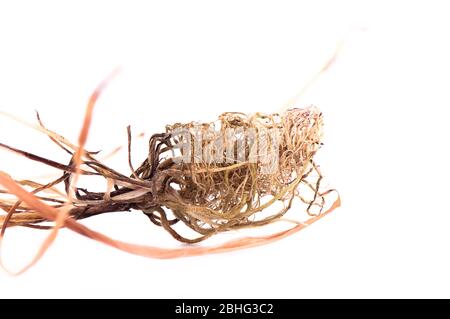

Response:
(0, 171), (340, 266)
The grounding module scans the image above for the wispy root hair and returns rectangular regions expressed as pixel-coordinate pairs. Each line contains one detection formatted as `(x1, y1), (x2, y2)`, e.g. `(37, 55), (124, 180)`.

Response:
(0, 74), (340, 274)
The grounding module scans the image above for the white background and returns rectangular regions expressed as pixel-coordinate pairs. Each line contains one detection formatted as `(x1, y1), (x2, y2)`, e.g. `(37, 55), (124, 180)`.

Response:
(0, 0), (449, 298)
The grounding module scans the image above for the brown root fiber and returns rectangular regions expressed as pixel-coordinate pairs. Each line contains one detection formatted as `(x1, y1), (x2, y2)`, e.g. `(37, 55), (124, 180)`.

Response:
(0, 106), (338, 262)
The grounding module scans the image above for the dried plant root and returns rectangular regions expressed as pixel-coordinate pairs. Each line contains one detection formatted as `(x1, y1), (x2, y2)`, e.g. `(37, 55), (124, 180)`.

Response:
(0, 78), (340, 273)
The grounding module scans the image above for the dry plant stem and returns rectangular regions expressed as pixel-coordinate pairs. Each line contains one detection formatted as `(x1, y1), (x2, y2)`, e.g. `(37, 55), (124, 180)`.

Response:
(0, 69), (120, 274)
(280, 32), (349, 112)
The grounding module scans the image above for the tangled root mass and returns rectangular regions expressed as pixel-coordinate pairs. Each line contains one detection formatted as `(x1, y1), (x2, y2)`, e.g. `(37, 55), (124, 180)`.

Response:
(0, 107), (334, 245)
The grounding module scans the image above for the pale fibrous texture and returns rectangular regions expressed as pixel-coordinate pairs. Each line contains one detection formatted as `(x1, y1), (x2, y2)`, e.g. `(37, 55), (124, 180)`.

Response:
(0, 104), (338, 271)
(153, 107), (325, 242)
